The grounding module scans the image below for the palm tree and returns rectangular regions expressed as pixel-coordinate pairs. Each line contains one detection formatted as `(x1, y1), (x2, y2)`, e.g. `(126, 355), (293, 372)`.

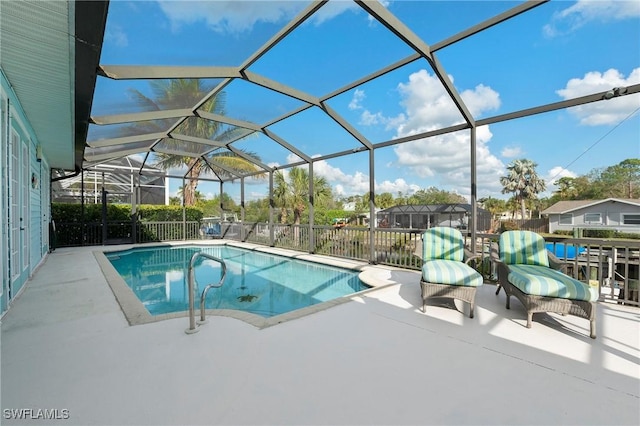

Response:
(500, 159), (546, 219)
(273, 167), (332, 226)
(125, 79), (261, 206)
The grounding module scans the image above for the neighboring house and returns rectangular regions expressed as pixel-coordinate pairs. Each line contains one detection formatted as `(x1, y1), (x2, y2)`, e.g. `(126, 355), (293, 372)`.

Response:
(377, 204), (492, 231)
(542, 198), (640, 234)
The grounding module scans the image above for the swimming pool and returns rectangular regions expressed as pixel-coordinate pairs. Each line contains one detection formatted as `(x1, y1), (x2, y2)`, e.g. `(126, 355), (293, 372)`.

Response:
(105, 245), (369, 319)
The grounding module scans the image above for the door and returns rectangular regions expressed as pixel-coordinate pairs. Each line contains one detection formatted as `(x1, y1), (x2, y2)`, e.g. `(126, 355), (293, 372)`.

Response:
(8, 130), (29, 297)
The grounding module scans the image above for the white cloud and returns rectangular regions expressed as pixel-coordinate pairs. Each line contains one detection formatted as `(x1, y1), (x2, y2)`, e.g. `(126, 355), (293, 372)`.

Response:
(376, 178), (420, 195)
(105, 25), (128, 47)
(157, 0), (365, 34)
(556, 68), (640, 125)
(390, 70), (504, 196)
(348, 89), (365, 110)
(544, 0), (640, 37)
(311, 0), (360, 26)
(501, 146), (523, 158)
(542, 166), (578, 197)
(157, 0), (304, 33)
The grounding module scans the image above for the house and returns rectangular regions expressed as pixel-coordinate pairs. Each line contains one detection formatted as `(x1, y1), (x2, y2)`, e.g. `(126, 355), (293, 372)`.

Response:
(377, 204), (492, 231)
(542, 198), (640, 234)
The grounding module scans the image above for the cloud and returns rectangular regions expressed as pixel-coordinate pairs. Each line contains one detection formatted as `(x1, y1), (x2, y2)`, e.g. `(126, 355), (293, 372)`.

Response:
(542, 166), (578, 196)
(389, 70), (503, 196)
(105, 24), (128, 47)
(501, 146), (523, 158)
(157, 0), (366, 34)
(376, 178), (420, 195)
(157, 0), (304, 33)
(348, 89), (365, 110)
(544, 0), (640, 37)
(311, 0), (360, 26)
(556, 68), (640, 125)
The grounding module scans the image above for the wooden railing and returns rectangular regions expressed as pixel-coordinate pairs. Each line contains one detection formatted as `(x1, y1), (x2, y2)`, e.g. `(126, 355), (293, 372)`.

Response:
(54, 219), (638, 306)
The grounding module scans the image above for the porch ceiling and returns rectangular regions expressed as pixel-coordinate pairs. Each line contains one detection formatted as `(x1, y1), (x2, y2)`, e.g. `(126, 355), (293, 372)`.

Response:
(0, 0), (107, 170)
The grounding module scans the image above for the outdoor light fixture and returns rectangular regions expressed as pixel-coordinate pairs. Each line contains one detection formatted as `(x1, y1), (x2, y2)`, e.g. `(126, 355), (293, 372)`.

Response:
(603, 86), (628, 100)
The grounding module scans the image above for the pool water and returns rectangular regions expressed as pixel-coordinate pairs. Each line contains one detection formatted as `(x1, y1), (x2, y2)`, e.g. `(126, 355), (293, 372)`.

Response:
(105, 245), (368, 317)
(545, 242), (586, 259)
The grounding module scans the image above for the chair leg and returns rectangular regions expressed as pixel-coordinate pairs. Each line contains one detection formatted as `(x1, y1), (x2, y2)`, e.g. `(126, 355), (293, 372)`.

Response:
(422, 300), (426, 313)
(495, 284), (502, 295)
(505, 294), (511, 310)
(590, 319), (596, 339)
(526, 312), (533, 328)
(469, 301), (475, 319)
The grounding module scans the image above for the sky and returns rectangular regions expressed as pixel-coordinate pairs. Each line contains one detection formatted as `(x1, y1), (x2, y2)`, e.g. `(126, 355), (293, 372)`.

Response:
(92, 0), (640, 204)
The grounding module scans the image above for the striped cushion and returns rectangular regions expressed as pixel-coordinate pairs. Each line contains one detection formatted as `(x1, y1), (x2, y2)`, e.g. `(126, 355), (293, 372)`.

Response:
(422, 227), (464, 262)
(422, 260), (483, 287)
(508, 264), (599, 301)
(499, 230), (549, 267)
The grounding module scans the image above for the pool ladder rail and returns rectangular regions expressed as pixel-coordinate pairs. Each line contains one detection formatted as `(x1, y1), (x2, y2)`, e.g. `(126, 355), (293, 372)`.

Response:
(185, 252), (227, 334)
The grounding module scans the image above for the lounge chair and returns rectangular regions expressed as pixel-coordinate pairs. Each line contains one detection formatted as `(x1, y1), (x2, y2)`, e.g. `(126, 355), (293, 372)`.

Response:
(418, 227), (483, 318)
(492, 230), (598, 338)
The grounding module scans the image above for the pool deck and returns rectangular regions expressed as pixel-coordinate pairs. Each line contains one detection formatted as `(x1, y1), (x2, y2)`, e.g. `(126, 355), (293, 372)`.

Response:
(2, 242), (639, 425)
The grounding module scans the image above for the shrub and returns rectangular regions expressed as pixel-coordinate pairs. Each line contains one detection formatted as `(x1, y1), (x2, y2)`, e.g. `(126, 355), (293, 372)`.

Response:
(499, 220), (519, 232)
(52, 203), (203, 223)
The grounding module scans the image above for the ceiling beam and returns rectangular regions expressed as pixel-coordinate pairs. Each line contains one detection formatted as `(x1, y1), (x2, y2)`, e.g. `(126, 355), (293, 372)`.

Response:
(98, 65), (241, 80)
(91, 108), (193, 125)
(87, 132), (167, 148)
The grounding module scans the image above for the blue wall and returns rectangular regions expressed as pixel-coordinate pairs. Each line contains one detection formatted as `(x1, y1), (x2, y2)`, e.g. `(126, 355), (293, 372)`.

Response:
(1, 69), (51, 316)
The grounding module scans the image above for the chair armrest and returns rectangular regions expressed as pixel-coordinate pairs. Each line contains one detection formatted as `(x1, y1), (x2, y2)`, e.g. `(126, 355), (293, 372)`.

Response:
(547, 250), (568, 273)
(463, 248), (481, 265)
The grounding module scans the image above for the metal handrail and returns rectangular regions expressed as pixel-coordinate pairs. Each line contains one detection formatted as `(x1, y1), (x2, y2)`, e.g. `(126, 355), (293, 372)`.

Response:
(185, 251), (227, 334)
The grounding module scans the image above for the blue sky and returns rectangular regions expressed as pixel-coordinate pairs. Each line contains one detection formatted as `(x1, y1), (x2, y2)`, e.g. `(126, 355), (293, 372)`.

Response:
(92, 0), (640, 203)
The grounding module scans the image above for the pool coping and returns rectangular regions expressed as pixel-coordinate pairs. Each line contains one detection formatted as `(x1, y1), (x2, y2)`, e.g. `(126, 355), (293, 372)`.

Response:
(94, 240), (406, 329)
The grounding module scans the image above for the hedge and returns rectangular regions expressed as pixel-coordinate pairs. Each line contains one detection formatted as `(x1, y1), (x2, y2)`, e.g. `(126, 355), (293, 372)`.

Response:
(52, 203), (203, 223)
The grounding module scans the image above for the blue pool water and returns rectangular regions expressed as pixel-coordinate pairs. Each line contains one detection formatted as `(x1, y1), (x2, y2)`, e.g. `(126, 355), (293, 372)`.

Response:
(545, 243), (586, 259)
(105, 245), (368, 317)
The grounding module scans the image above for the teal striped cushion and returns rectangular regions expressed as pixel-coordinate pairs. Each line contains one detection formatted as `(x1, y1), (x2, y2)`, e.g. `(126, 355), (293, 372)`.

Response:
(422, 259), (483, 287)
(499, 231), (549, 267)
(508, 264), (598, 301)
(422, 227), (464, 262)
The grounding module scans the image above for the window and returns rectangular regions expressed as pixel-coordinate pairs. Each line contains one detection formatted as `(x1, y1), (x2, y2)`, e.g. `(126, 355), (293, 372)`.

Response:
(584, 213), (601, 224)
(622, 214), (640, 225)
(559, 214), (572, 225)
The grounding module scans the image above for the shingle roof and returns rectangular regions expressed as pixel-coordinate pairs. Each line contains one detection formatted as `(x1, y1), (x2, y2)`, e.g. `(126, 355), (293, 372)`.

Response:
(541, 198), (640, 214)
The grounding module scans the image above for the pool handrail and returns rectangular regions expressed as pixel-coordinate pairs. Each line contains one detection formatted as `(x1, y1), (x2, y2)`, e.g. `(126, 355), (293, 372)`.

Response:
(185, 251), (227, 334)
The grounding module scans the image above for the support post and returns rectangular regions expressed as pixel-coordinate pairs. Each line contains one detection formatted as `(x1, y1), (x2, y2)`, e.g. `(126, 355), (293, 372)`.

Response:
(309, 162), (315, 253)
(470, 126), (477, 255)
(269, 171), (274, 246)
(368, 148), (376, 263)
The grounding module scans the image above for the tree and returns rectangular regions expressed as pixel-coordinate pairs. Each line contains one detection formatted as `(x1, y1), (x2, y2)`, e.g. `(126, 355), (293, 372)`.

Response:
(273, 167), (332, 226)
(478, 196), (507, 232)
(500, 159), (546, 219)
(553, 177), (578, 200)
(408, 187), (467, 205)
(126, 79), (262, 206)
(176, 185), (204, 205)
(598, 159), (640, 198)
(356, 192), (394, 211)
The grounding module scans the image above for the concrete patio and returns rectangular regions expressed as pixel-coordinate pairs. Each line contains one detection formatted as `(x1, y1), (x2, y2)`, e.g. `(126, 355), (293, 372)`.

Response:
(1, 244), (639, 425)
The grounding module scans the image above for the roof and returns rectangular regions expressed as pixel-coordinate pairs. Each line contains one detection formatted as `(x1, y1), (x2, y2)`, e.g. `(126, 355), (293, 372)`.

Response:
(541, 198), (640, 215)
(0, 1), (108, 170)
(379, 204), (489, 214)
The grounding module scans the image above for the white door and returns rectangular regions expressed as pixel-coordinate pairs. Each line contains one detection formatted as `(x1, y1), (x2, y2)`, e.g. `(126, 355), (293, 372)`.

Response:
(9, 130), (29, 292)
(10, 130), (20, 287)
(21, 142), (30, 273)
